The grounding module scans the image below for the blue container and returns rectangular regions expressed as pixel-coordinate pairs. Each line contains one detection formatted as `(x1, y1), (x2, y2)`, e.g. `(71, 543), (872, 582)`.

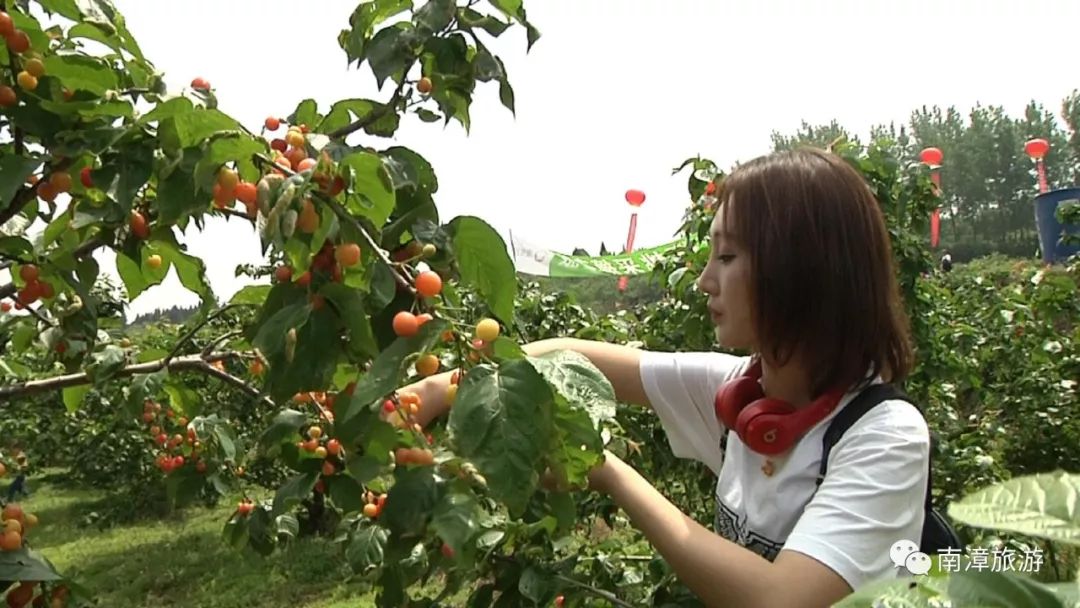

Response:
(1034, 187), (1080, 264)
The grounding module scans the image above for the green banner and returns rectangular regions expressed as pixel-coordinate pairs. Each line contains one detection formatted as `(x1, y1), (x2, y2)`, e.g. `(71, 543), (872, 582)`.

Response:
(509, 233), (678, 278)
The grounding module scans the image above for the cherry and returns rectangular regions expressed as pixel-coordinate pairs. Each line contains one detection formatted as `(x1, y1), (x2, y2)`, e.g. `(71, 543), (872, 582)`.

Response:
(415, 271), (442, 297)
(416, 353), (439, 377)
(392, 311), (419, 337)
(335, 243), (361, 267)
(0, 85), (15, 107)
(475, 318), (500, 342)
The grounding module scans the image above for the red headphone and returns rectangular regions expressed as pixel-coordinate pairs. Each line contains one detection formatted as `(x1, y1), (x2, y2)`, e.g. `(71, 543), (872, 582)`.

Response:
(714, 359), (846, 456)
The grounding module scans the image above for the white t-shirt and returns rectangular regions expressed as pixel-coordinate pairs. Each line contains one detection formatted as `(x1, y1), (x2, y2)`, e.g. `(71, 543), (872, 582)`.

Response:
(639, 350), (930, 592)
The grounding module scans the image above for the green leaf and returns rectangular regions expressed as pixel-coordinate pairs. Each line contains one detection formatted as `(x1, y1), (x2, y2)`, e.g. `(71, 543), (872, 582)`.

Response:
(43, 53), (118, 94)
(230, 285), (271, 305)
(318, 98), (397, 136)
(10, 324), (36, 353)
(320, 282), (378, 359)
(164, 108), (243, 149)
(247, 506), (276, 555)
(125, 369), (167, 413)
(486, 0), (524, 22)
(383, 146), (438, 193)
(548, 491), (576, 535)
(947, 472), (1080, 545)
(415, 0), (455, 32)
(164, 381), (201, 417)
(344, 416), (397, 480)
(66, 0), (146, 60)
(450, 216), (517, 323)
(259, 409), (308, 454)
(156, 166), (203, 224)
(67, 21), (123, 53)
(458, 7), (510, 37)
(38, 0), (82, 20)
(472, 46), (502, 82)
(338, 318), (448, 426)
(222, 516), (249, 549)
(430, 489), (482, 556)
(0, 236), (32, 258)
(193, 134), (265, 192)
(272, 471), (320, 517)
(491, 336), (525, 362)
(156, 231), (215, 303)
(0, 155), (43, 212)
(85, 345), (127, 386)
(109, 142), (156, 211)
(341, 151), (396, 227)
(382, 465), (438, 537)
(264, 309), (341, 403)
(140, 97), (193, 124)
(290, 99), (320, 129)
(415, 108), (441, 123)
(334, 0), (410, 64)
(210, 423), (236, 462)
(949, 569), (1065, 608)
(346, 526), (389, 575)
(165, 466), (205, 509)
(253, 303), (311, 360)
(528, 350), (618, 425)
(519, 566), (556, 605)
(0, 547), (65, 582)
(275, 514), (300, 539)
(448, 360), (555, 516)
(366, 23), (417, 88)
(328, 474), (366, 514)
(497, 60), (515, 115)
(115, 253), (150, 300)
(62, 385), (91, 412)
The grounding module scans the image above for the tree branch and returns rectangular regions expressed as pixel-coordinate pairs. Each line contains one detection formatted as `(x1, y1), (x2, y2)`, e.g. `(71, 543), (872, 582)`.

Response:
(0, 350), (273, 406)
(22, 302), (54, 328)
(163, 303), (253, 366)
(327, 73), (411, 140)
(201, 330), (242, 357)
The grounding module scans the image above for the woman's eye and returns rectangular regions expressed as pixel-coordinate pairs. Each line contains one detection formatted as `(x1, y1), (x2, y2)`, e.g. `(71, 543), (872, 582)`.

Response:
(716, 254), (735, 263)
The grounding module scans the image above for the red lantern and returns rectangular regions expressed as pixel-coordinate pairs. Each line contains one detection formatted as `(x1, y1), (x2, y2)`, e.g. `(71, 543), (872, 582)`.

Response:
(1025, 138), (1049, 160)
(1024, 138), (1050, 193)
(624, 189), (646, 207)
(919, 147), (943, 166)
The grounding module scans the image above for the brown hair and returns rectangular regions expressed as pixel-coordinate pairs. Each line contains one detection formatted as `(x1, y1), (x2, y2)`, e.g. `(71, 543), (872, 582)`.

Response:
(715, 147), (913, 396)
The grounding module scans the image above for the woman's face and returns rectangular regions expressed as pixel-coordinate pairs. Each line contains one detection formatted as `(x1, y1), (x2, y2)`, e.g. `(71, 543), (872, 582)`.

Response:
(696, 205), (756, 351)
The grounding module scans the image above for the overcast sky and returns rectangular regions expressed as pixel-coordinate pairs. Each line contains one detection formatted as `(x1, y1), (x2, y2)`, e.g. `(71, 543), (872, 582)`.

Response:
(11, 0), (1080, 320)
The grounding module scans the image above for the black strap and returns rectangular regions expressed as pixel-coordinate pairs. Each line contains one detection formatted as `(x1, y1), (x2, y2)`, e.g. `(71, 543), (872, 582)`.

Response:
(816, 383), (933, 512)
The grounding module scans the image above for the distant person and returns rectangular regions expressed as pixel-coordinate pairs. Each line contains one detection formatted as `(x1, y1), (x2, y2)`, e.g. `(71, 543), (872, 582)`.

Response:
(939, 250), (953, 273)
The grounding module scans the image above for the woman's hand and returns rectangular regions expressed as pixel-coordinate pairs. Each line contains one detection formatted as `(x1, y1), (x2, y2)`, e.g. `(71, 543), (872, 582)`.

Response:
(586, 450), (625, 495)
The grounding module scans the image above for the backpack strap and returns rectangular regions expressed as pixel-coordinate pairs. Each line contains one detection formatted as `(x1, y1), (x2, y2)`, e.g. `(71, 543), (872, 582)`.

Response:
(816, 383), (933, 513)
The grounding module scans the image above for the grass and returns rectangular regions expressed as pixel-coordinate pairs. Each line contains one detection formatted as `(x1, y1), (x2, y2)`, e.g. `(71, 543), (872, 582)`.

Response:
(17, 471), (379, 607)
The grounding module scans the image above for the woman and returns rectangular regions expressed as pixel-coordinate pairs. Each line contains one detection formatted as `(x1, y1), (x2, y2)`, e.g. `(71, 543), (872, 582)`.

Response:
(399, 148), (930, 607)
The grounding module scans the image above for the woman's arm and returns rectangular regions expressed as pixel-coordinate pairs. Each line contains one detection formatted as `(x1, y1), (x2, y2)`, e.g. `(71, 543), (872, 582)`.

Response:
(402, 338), (650, 427)
(589, 452), (853, 608)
